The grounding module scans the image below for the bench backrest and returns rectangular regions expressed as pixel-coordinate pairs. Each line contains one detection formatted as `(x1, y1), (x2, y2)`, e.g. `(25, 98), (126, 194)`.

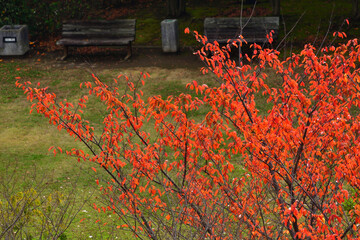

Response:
(204, 17), (279, 44)
(61, 19), (136, 41)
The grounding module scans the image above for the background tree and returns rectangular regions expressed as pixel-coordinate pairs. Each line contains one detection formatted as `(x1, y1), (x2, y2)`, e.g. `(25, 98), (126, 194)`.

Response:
(101, 0), (135, 8)
(352, 0), (360, 19)
(270, 0), (280, 15)
(167, 0), (186, 17)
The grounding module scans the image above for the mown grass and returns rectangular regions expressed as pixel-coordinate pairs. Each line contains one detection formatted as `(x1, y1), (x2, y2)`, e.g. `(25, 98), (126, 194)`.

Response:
(0, 61), (115, 238)
(0, 59), (219, 239)
(0, 50), (305, 238)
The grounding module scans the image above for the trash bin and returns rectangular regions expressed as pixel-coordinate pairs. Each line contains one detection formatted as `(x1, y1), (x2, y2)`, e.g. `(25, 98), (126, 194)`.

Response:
(161, 19), (179, 53)
(0, 25), (29, 56)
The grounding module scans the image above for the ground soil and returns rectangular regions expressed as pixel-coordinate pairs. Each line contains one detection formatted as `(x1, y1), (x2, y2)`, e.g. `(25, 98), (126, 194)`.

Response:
(1, 46), (205, 71)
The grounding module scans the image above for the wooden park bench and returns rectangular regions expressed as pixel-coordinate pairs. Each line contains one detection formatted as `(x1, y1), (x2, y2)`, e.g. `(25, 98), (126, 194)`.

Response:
(204, 17), (279, 45)
(56, 19), (136, 60)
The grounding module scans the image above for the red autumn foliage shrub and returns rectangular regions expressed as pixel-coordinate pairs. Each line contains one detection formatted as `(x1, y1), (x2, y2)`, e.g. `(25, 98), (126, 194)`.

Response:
(17, 29), (360, 239)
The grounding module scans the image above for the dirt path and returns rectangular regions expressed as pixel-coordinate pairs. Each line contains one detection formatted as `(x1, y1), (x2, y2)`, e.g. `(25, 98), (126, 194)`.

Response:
(2, 46), (205, 71)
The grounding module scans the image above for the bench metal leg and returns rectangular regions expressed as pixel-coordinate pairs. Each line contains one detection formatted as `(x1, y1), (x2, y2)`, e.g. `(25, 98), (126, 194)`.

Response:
(59, 46), (68, 61)
(124, 42), (132, 60)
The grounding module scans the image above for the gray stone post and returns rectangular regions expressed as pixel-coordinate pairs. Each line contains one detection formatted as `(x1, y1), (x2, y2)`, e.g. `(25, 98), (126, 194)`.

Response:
(161, 19), (179, 53)
(0, 25), (29, 56)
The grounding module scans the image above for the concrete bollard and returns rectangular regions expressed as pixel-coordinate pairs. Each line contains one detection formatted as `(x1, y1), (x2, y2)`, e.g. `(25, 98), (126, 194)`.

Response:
(161, 19), (179, 53)
(0, 25), (29, 56)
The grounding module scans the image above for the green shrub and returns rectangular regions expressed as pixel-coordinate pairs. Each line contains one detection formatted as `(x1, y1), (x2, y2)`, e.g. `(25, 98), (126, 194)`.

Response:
(0, 188), (67, 239)
(0, 0), (93, 38)
(0, 163), (82, 239)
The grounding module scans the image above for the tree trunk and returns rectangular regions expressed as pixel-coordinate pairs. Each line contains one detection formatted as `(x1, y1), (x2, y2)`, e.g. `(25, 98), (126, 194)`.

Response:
(102, 0), (135, 8)
(167, 0), (186, 18)
(352, 0), (360, 19)
(270, 0), (280, 16)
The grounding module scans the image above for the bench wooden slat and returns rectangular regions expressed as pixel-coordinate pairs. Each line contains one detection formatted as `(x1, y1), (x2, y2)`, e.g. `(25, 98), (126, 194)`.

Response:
(63, 19), (136, 27)
(205, 17), (279, 28)
(57, 19), (136, 46)
(206, 29), (276, 37)
(61, 19), (136, 39)
(62, 31), (135, 41)
(62, 26), (135, 32)
(204, 17), (279, 44)
(62, 30), (135, 39)
(56, 38), (134, 46)
(56, 19), (136, 60)
(62, 23), (136, 31)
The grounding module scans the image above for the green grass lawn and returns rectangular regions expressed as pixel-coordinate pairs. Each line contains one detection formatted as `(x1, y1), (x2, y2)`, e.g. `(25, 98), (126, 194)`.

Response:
(0, 54), (286, 238)
(0, 58), (219, 239)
